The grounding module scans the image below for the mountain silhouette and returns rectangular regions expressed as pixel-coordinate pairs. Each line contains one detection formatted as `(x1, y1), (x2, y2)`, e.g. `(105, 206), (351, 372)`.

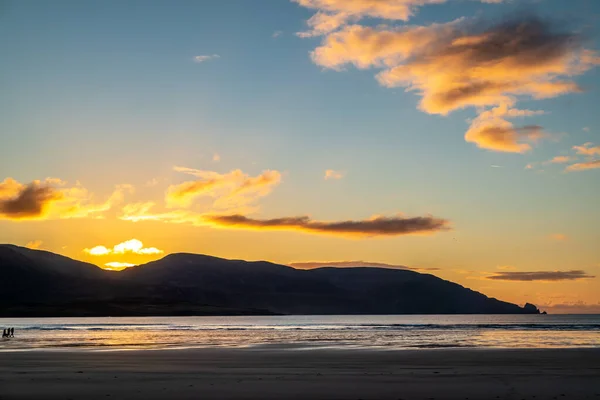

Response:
(0, 244), (540, 317)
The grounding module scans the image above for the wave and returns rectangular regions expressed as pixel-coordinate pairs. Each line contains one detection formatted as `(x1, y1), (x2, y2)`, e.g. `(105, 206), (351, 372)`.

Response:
(14, 323), (600, 332)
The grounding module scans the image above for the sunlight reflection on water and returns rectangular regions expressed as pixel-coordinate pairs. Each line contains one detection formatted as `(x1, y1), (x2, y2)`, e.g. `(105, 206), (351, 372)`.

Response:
(1, 315), (598, 351)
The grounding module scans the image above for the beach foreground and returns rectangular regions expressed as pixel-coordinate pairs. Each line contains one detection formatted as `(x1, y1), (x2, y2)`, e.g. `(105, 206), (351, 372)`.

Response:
(1, 348), (599, 400)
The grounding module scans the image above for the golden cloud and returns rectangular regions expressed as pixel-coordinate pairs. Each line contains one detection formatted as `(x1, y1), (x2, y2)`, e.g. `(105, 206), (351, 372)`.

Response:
(104, 262), (137, 271)
(120, 202), (201, 225)
(324, 169), (344, 180)
(565, 160), (600, 172)
(84, 239), (163, 256)
(202, 213), (450, 238)
(166, 167), (282, 212)
(86, 246), (112, 256)
(0, 178), (132, 221)
(294, 0), (504, 37)
(308, 17), (599, 152)
(25, 240), (43, 249)
(572, 143), (600, 156)
(546, 156), (572, 164)
(549, 233), (568, 242)
(465, 119), (544, 153)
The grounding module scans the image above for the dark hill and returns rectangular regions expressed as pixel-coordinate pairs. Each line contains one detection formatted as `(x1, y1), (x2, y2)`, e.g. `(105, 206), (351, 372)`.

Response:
(0, 244), (539, 317)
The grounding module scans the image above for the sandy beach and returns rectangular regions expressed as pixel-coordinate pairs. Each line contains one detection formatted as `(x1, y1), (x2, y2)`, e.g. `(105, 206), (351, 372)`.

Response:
(1, 347), (599, 400)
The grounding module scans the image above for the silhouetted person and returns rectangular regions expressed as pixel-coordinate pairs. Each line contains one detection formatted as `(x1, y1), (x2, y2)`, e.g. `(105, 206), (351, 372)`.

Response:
(1, 329), (6, 338)
(10, 327), (14, 337)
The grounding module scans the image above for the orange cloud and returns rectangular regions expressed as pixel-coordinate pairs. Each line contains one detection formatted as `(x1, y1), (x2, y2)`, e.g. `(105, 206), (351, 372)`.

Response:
(324, 169), (344, 180)
(84, 239), (163, 256)
(166, 167), (282, 212)
(463, 105), (547, 153)
(308, 17), (599, 152)
(549, 233), (568, 241)
(465, 118), (543, 153)
(294, 0), (504, 37)
(572, 143), (600, 156)
(0, 178), (132, 221)
(0, 179), (63, 220)
(565, 160), (600, 172)
(546, 156), (572, 164)
(0, 178), (25, 198)
(25, 240), (43, 249)
(202, 213), (450, 238)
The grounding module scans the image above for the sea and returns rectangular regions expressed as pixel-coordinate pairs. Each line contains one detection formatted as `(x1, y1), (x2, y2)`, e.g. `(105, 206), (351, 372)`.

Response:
(0, 315), (598, 352)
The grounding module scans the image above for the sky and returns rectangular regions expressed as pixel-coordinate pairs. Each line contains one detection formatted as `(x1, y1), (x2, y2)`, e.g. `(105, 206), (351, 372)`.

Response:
(1, 0), (599, 314)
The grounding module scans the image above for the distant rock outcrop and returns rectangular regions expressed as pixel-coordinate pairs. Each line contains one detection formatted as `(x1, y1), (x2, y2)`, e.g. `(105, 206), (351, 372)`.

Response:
(0, 244), (541, 317)
(523, 303), (541, 314)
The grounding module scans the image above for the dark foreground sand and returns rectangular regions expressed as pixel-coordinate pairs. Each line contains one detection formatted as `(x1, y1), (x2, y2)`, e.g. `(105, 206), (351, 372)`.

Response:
(1, 347), (599, 400)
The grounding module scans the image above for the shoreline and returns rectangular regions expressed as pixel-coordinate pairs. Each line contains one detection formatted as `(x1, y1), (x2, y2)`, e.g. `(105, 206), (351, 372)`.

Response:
(2, 342), (600, 353)
(1, 347), (599, 399)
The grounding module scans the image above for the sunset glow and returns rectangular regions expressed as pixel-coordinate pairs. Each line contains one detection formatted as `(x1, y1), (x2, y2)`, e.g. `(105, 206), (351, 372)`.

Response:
(1, 0), (599, 314)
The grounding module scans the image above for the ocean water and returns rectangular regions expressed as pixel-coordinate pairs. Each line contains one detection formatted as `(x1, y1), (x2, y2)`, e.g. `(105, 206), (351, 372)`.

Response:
(0, 315), (598, 352)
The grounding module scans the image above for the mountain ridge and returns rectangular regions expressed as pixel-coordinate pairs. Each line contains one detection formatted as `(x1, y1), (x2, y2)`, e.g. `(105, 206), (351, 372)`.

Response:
(0, 244), (540, 317)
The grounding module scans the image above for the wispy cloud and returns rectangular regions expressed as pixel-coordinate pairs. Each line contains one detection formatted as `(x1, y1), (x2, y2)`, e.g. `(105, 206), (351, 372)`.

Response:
(272, 30), (283, 38)
(84, 239), (163, 256)
(294, 0), (505, 37)
(549, 233), (568, 242)
(496, 265), (517, 271)
(25, 240), (43, 249)
(145, 178), (160, 187)
(546, 156), (572, 164)
(193, 54), (220, 63)
(486, 270), (594, 282)
(166, 167), (282, 213)
(120, 202), (199, 224)
(572, 143), (600, 156)
(324, 169), (344, 180)
(289, 260), (439, 271)
(565, 160), (600, 172)
(202, 213), (450, 238)
(212, 153), (221, 162)
(305, 16), (599, 152)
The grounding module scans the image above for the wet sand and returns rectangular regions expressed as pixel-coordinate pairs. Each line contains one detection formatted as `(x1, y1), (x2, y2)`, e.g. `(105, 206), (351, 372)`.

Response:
(1, 347), (599, 399)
